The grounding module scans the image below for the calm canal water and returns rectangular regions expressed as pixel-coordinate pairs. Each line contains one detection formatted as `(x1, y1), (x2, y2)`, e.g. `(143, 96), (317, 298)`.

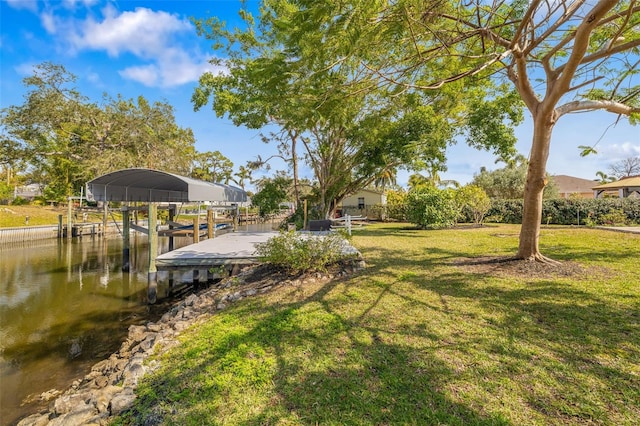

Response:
(0, 233), (194, 425)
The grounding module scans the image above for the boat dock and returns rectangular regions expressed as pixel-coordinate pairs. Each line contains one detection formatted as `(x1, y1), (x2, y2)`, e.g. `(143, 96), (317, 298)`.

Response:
(155, 231), (279, 270)
(155, 230), (363, 275)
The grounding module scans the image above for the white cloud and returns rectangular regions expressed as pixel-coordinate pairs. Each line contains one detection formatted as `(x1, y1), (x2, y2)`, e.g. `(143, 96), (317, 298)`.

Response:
(13, 3), (227, 89)
(71, 5), (191, 58)
(63, 0), (99, 9)
(40, 11), (57, 34)
(6, 0), (38, 12)
(601, 142), (640, 161)
(86, 71), (102, 85)
(15, 62), (37, 76)
(119, 64), (159, 87)
(157, 48), (224, 87)
(120, 53), (224, 88)
(62, 4), (222, 87)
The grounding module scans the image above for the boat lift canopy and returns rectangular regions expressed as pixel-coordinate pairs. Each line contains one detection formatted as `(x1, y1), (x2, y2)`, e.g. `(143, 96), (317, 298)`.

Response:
(87, 168), (248, 203)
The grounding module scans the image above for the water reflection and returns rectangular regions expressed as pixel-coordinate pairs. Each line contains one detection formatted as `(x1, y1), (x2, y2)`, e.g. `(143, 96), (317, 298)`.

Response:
(0, 234), (190, 425)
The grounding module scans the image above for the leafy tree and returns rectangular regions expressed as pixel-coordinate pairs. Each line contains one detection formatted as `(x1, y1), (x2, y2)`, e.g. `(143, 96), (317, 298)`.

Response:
(90, 95), (195, 176)
(251, 174), (291, 217)
(455, 185), (491, 225)
(304, 1), (640, 261)
(385, 189), (408, 221)
(408, 173), (432, 190)
(472, 158), (558, 200)
(0, 181), (12, 202)
(608, 156), (640, 178)
(192, 2), (519, 219)
(1, 63), (197, 201)
(191, 150), (234, 183)
(0, 136), (23, 202)
(234, 165), (253, 190)
(1, 63), (86, 200)
(407, 163), (458, 190)
(372, 168), (398, 191)
(595, 170), (617, 183)
(246, 129), (304, 208)
(472, 163), (527, 200)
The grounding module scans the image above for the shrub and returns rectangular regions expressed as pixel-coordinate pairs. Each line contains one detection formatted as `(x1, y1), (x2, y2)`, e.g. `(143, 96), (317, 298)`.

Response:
(255, 231), (352, 274)
(252, 179), (289, 217)
(406, 186), (457, 229)
(486, 198), (640, 225)
(455, 185), (491, 224)
(10, 197), (29, 206)
(599, 209), (628, 226)
(384, 190), (408, 221)
(486, 199), (523, 223)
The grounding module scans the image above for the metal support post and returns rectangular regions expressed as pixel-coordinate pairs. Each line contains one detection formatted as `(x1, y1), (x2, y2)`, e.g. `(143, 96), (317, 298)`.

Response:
(147, 203), (158, 304)
(122, 206), (130, 272)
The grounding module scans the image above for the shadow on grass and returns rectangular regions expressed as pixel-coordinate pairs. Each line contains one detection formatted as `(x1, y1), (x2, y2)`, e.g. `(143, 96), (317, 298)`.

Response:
(120, 227), (639, 425)
(122, 278), (511, 425)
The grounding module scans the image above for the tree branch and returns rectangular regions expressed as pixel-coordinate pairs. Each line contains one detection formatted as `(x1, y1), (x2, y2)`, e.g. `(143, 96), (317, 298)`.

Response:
(509, 47), (539, 113)
(362, 47), (511, 91)
(592, 3), (640, 28)
(511, 0), (542, 49)
(564, 39), (640, 71)
(556, 99), (640, 118)
(534, 0), (586, 59)
(550, 0), (619, 106)
(567, 75), (605, 93)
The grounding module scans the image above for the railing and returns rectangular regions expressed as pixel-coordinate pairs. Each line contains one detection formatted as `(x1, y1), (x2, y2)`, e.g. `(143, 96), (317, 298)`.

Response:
(331, 215), (368, 235)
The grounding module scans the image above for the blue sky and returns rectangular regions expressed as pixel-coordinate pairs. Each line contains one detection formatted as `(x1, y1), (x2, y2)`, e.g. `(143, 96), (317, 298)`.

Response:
(1, 0), (639, 188)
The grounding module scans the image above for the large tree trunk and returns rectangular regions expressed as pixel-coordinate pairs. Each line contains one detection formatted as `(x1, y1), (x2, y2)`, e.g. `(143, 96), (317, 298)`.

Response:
(287, 130), (301, 209)
(292, 138), (300, 209)
(517, 111), (555, 261)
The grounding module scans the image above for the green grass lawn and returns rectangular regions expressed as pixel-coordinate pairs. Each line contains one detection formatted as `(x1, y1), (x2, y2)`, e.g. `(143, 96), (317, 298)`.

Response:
(0, 204), (216, 228)
(114, 223), (639, 425)
(0, 205), (107, 227)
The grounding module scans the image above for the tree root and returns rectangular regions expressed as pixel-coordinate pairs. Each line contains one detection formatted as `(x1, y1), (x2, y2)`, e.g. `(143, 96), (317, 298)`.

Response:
(517, 252), (562, 265)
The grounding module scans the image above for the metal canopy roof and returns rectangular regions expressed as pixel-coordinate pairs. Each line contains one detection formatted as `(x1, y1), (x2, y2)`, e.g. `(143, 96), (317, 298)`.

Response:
(87, 168), (248, 203)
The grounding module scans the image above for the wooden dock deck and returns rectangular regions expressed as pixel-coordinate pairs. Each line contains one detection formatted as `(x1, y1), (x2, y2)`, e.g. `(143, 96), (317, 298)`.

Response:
(155, 231), (279, 270)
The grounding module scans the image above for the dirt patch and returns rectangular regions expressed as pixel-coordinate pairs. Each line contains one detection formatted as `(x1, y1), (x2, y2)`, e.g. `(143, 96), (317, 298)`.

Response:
(451, 256), (608, 280)
(235, 260), (359, 290)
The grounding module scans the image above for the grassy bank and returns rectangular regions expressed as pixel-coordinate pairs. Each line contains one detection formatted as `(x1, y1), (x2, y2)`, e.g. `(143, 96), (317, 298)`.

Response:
(0, 205), (67, 227)
(0, 205), (108, 227)
(115, 223), (639, 425)
(0, 204), (224, 228)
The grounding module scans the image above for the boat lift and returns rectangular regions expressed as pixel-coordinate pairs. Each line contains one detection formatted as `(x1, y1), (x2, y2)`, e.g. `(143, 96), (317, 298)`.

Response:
(86, 168), (248, 303)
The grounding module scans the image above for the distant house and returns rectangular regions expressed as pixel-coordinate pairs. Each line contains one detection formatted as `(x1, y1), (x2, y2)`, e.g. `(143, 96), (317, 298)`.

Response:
(13, 184), (42, 200)
(592, 176), (640, 198)
(339, 189), (387, 220)
(552, 175), (598, 199)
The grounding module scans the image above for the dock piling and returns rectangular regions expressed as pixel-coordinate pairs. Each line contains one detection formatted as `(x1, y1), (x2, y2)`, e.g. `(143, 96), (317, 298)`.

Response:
(168, 204), (175, 251)
(207, 207), (214, 239)
(147, 203), (158, 304)
(122, 206), (130, 272)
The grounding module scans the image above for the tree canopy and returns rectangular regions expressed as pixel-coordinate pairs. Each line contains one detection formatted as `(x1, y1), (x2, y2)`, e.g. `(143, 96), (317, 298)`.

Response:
(192, 0), (523, 218)
(191, 150), (234, 183)
(471, 156), (558, 200)
(1, 63), (197, 201)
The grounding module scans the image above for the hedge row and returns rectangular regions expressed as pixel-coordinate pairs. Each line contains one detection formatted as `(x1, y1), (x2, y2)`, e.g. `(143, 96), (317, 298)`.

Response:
(483, 198), (640, 225)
